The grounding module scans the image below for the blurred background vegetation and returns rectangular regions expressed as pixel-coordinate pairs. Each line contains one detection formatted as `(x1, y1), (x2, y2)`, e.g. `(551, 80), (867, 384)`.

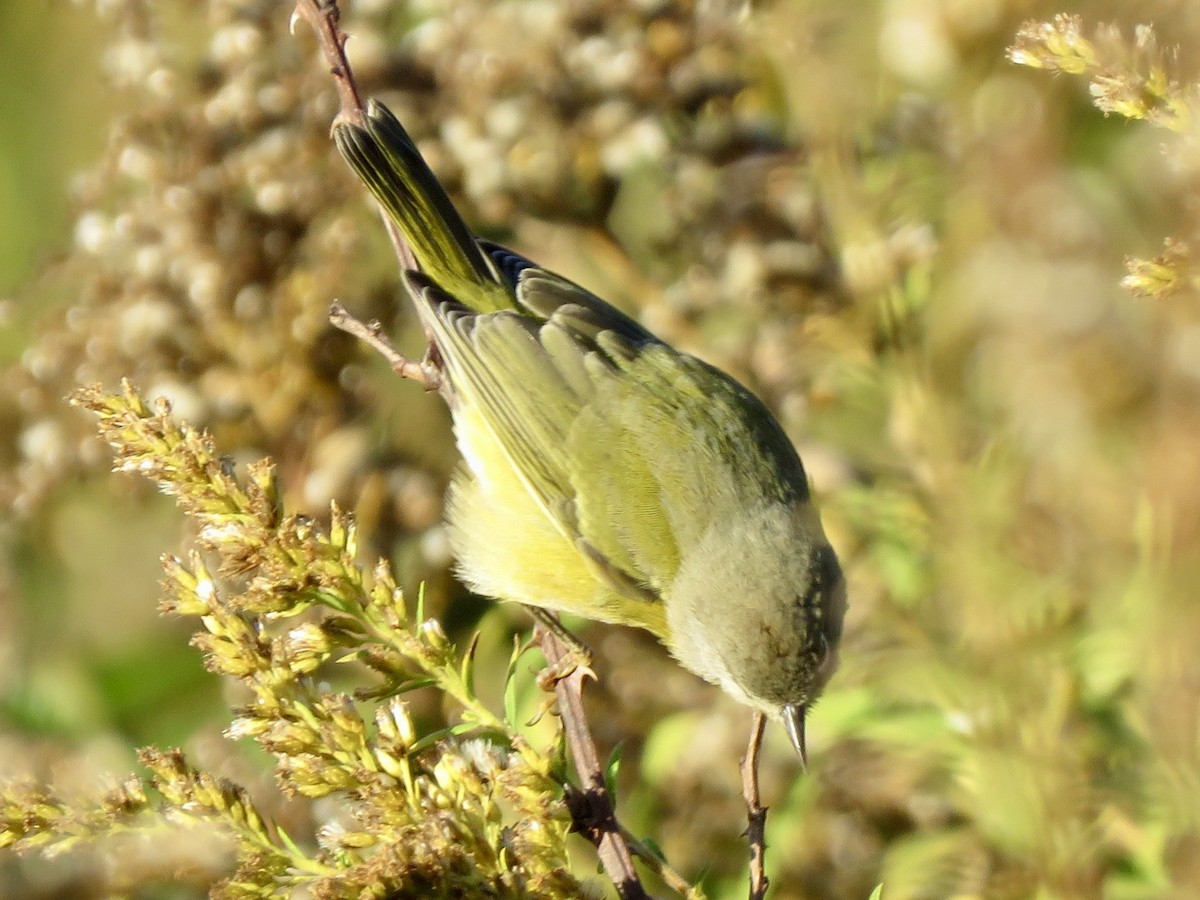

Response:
(2, 0), (1199, 897)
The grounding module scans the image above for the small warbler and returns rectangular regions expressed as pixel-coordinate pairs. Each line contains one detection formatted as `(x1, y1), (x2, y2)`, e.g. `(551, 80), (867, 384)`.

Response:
(334, 100), (845, 761)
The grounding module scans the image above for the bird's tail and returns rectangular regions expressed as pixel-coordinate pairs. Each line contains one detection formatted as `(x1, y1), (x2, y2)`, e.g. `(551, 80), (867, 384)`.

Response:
(333, 99), (511, 312)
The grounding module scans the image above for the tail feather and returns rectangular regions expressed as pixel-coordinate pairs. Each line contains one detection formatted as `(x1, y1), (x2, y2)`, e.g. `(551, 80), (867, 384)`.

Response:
(334, 100), (511, 312)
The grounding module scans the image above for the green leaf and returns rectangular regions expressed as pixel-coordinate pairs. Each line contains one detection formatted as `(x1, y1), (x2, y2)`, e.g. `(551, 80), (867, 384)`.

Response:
(639, 835), (667, 863)
(407, 720), (485, 755)
(503, 633), (535, 726)
(461, 631), (481, 700)
(604, 741), (624, 799)
(275, 824), (307, 860)
(353, 676), (438, 701)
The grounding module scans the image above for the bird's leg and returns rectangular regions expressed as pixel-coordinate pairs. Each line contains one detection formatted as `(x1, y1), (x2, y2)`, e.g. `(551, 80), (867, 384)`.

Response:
(328, 300), (444, 392)
(527, 606), (595, 688)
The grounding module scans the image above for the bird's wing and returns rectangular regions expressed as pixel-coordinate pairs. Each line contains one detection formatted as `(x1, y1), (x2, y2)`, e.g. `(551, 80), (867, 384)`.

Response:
(412, 263), (684, 598)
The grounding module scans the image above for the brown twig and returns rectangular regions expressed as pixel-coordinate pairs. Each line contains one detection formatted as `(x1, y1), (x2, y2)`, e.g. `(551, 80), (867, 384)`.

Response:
(327, 301), (441, 391)
(741, 712), (770, 900)
(293, 0), (416, 270)
(291, 0), (363, 124)
(536, 620), (649, 900)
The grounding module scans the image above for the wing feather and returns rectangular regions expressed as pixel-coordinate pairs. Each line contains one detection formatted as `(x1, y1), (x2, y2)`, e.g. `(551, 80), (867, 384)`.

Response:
(416, 258), (809, 605)
(414, 266), (685, 598)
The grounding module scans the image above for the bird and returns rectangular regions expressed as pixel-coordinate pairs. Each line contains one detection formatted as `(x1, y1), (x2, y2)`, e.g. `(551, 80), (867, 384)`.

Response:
(333, 99), (845, 762)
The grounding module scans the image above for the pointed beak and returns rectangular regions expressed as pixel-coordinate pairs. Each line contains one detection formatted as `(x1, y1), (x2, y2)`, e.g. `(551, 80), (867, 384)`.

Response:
(783, 703), (808, 769)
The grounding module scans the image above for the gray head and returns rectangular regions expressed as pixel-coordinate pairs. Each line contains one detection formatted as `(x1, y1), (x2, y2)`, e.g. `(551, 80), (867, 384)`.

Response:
(665, 500), (846, 763)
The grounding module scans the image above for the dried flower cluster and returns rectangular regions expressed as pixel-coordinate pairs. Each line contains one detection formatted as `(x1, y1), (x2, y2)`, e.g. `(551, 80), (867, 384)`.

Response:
(4, 382), (582, 898)
(1008, 14), (1192, 131)
(1009, 14), (1200, 301)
